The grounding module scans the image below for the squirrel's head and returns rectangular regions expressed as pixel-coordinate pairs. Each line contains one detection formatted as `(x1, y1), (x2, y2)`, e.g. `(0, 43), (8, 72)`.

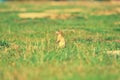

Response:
(56, 30), (63, 35)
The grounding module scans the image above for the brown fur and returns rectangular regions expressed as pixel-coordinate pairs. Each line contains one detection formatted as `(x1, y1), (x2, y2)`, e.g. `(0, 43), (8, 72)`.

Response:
(56, 31), (65, 48)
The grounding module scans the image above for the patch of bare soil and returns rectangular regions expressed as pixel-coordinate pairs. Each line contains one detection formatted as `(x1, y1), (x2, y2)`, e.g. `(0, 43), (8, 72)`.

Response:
(18, 12), (73, 19)
(44, 8), (83, 13)
(91, 8), (120, 16)
(18, 13), (50, 19)
(49, 13), (72, 20)
(18, 8), (83, 19)
(50, 1), (103, 7)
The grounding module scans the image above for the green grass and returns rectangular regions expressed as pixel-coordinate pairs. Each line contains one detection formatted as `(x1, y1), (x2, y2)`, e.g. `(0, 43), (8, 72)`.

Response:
(0, 1), (120, 80)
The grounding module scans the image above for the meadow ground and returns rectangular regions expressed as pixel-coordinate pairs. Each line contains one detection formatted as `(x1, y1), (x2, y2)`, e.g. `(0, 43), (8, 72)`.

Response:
(0, 1), (120, 80)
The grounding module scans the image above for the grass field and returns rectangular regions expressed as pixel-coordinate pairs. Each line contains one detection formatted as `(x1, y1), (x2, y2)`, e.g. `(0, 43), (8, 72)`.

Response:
(0, 1), (120, 80)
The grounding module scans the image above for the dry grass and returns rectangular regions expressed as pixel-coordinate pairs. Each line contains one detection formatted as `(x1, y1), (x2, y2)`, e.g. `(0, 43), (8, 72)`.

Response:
(0, 1), (120, 80)
(107, 50), (120, 55)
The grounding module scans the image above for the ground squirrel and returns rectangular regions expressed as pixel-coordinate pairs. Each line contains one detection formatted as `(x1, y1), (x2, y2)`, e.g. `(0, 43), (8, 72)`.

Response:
(56, 31), (66, 48)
